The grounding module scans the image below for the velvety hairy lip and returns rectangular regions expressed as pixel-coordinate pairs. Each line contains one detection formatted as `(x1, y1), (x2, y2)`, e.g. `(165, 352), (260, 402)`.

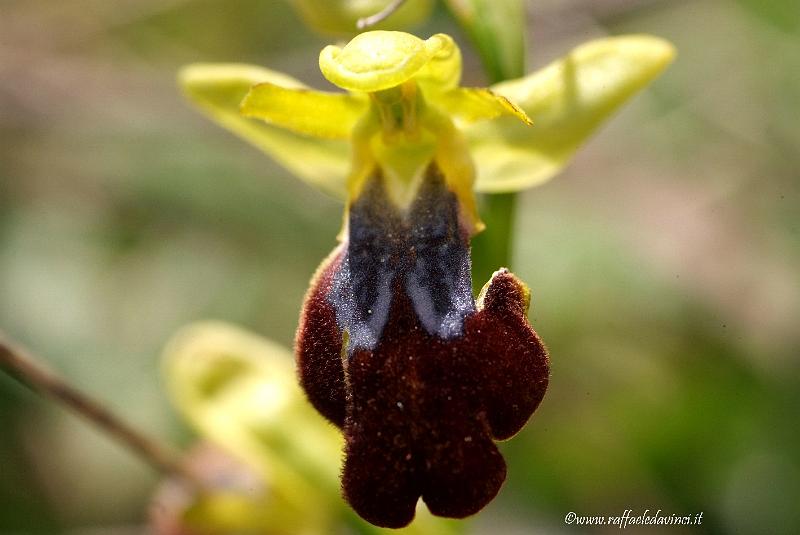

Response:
(296, 164), (549, 528)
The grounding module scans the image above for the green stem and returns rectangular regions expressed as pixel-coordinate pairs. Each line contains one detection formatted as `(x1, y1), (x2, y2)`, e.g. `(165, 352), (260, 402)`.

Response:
(463, 0), (526, 289)
(0, 332), (201, 488)
(471, 192), (516, 290)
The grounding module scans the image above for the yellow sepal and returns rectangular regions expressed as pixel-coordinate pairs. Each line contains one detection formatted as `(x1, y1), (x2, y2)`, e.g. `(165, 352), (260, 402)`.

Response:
(465, 35), (676, 192)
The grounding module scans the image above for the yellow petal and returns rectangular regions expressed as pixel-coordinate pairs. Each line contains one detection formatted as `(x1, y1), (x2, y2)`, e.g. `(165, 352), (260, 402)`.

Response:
(241, 83), (367, 139)
(179, 63), (349, 198)
(464, 35), (676, 192)
(435, 87), (532, 125)
(319, 31), (456, 92)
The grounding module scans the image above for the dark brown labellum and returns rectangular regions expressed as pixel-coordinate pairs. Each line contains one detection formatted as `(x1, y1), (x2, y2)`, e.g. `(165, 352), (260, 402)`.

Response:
(296, 163), (549, 528)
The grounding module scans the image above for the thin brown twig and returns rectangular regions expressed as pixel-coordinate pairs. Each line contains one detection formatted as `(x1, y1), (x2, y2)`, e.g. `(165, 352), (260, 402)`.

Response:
(0, 332), (200, 489)
(357, 0), (408, 30)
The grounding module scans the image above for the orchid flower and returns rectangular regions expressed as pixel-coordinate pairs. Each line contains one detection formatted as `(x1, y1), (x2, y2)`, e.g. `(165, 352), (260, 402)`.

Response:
(179, 30), (674, 528)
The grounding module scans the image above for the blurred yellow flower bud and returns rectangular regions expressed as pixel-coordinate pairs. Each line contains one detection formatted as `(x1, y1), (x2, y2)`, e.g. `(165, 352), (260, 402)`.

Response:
(288, 0), (433, 35)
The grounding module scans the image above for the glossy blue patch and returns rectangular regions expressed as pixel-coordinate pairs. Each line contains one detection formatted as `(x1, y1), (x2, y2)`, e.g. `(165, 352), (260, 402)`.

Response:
(328, 163), (475, 354)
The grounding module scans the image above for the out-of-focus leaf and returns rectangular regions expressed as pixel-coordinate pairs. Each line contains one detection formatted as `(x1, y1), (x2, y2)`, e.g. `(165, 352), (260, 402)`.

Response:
(179, 64), (349, 199)
(465, 35), (676, 193)
(734, 0), (800, 33)
(444, 0), (526, 82)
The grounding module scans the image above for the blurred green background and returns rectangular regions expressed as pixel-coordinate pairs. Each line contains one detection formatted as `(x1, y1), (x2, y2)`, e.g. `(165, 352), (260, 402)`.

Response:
(1, 1), (798, 533)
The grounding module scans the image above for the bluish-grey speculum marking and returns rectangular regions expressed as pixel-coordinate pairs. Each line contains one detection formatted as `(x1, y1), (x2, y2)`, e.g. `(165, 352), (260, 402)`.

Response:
(328, 163), (475, 354)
